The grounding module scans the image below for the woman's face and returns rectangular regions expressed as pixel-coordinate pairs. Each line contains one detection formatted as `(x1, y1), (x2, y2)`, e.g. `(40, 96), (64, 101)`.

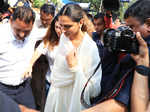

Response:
(59, 15), (81, 40)
(55, 21), (62, 37)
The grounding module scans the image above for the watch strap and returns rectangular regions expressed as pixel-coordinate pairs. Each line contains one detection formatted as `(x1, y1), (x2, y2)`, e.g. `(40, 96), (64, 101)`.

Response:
(135, 65), (150, 76)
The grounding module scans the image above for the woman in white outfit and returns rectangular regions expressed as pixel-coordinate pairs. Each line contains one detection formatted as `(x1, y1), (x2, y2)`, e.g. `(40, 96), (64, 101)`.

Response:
(44, 4), (102, 112)
(22, 16), (62, 112)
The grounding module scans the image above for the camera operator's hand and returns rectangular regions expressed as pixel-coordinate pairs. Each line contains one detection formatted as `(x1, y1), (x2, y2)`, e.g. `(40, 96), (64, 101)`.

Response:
(131, 32), (149, 67)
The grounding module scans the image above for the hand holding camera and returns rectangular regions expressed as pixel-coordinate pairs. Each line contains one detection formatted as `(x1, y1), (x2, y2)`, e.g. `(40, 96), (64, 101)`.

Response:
(131, 32), (149, 66)
(103, 26), (139, 54)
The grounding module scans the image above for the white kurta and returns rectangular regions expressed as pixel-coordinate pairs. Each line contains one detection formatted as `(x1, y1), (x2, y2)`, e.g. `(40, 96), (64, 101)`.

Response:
(44, 33), (102, 112)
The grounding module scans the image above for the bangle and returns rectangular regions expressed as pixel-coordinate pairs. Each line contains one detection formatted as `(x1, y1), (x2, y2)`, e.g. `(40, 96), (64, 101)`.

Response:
(135, 65), (150, 76)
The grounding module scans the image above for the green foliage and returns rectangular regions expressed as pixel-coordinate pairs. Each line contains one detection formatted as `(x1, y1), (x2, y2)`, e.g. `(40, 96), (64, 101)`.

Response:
(33, 0), (46, 8)
(119, 2), (129, 21)
(73, 0), (102, 12)
(72, 0), (138, 21)
(51, 0), (59, 5)
(120, 0), (138, 21)
(90, 0), (102, 12)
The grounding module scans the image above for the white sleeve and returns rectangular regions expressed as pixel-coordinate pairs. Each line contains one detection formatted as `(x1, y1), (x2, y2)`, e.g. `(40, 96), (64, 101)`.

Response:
(36, 41), (48, 55)
(82, 47), (102, 105)
(85, 48), (102, 97)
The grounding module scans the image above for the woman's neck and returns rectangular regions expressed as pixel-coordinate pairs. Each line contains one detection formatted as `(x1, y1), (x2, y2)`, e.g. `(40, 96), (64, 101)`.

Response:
(71, 31), (84, 48)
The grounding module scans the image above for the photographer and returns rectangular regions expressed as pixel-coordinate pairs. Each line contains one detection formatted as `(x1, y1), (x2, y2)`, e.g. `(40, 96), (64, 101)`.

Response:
(92, 13), (128, 112)
(83, 0), (150, 112)
(124, 0), (150, 111)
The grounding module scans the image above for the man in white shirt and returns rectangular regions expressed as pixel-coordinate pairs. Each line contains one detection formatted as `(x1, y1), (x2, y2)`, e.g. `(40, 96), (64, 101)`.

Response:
(0, 6), (38, 112)
(32, 3), (55, 40)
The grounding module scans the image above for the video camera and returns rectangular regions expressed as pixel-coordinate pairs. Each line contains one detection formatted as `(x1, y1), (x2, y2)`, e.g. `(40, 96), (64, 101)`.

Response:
(103, 26), (139, 54)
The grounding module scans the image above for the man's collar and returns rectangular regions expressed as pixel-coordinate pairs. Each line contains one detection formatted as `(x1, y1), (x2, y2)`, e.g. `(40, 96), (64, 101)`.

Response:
(38, 24), (45, 28)
(38, 21), (47, 28)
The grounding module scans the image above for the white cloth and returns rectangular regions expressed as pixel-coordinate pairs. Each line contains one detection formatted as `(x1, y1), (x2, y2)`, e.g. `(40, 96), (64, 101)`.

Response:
(36, 42), (58, 83)
(44, 33), (102, 112)
(0, 23), (38, 85)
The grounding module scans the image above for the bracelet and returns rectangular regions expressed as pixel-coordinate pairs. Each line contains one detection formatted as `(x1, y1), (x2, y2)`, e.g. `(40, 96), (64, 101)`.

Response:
(135, 65), (150, 76)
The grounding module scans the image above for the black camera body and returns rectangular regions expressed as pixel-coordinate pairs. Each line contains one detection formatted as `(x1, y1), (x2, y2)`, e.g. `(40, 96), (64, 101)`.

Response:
(103, 26), (139, 54)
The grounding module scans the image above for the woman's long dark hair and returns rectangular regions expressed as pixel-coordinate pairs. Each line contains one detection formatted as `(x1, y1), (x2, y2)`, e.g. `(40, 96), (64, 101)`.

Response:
(43, 14), (60, 47)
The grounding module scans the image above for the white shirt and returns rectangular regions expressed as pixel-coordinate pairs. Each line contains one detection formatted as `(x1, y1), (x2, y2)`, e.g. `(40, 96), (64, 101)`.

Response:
(0, 23), (38, 85)
(31, 12), (48, 41)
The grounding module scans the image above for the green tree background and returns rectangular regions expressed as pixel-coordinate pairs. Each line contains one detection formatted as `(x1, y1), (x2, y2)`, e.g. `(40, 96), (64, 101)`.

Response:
(32, 0), (63, 11)
(33, 0), (46, 8)
(73, 0), (138, 20)
(72, 0), (137, 20)
(32, 0), (138, 20)
(73, 0), (102, 12)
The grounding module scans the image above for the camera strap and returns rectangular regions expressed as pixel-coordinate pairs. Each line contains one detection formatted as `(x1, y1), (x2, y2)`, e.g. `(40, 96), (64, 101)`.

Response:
(80, 61), (102, 108)
(81, 64), (134, 108)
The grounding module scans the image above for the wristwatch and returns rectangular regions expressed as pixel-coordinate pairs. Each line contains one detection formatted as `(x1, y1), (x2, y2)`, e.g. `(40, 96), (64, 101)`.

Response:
(135, 65), (150, 76)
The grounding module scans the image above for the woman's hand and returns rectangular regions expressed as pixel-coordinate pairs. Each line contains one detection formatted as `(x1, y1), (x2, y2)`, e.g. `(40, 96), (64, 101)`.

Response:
(66, 48), (78, 68)
(131, 32), (149, 67)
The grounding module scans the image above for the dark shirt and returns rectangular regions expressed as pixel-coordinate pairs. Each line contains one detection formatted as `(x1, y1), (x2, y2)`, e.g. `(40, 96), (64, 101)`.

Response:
(92, 32), (136, 106)
(112, 35), (150, 109)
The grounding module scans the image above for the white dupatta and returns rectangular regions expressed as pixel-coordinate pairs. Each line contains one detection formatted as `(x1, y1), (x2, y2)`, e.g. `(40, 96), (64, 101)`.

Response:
(44, 33), (102, 112)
